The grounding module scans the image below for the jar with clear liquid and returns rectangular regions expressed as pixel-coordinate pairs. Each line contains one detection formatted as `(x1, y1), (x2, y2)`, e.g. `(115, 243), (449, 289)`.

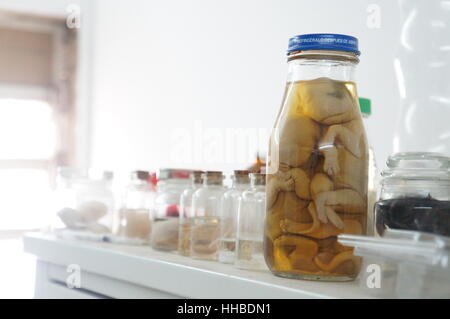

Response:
(235, 173), (267, 271)
(178, 170), (204, 256)
(218, 170), (250, 264)
(115, 170), (154, 242)
(264, 34), (369, 281)
(190, 171), (226, 260)
(150, 169), (191, 251)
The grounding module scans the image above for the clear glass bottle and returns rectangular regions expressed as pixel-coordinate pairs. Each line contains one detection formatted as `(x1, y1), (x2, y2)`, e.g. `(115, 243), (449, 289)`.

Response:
(235, 173), (267, 271)
(264, 34), (369, 281)
(359, 97), (378, 236)
(375, 152), (450, 237)
(150, 169), (191, 251)
(115, 170), (154, 242)
(54, 167), (83, 230)
(218, 170), (250, 264)
(178, 170), (204, 256)
(74, 173), (115, 234)
(190, 171), (226, 260)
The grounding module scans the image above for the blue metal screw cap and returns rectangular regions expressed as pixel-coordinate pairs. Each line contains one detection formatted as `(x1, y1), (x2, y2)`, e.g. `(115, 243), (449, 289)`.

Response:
(287, 33), (360, 55)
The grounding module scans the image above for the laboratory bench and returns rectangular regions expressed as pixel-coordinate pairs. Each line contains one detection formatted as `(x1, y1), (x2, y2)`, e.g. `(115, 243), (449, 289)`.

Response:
(23, 233), (374, 299)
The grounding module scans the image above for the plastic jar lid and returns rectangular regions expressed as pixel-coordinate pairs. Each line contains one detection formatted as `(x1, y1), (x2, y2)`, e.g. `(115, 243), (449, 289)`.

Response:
(359, 97), (371, 115)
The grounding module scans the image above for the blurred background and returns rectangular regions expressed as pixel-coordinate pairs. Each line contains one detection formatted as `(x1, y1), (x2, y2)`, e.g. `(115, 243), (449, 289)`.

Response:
(0, 0), (402, 298)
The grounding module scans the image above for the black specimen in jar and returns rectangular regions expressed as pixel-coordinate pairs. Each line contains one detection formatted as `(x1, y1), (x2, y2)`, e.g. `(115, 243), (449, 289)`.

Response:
(375, 195), (450, 237)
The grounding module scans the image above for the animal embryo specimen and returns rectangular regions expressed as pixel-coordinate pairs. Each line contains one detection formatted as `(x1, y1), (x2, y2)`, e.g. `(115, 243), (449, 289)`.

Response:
(264, 77), (368, 281)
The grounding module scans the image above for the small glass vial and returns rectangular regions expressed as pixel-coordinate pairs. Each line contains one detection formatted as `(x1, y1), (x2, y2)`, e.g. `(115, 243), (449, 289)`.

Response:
(178, 170), (204, 256)
(375, 152), (450, 237)
(115, 170), (154, 242)
(359, 98), (379, 236)
(190, 171), (226, 260)
(218, 170), (250, 264)
(235, 173), (267, 271)
(150, 169), (191, 251)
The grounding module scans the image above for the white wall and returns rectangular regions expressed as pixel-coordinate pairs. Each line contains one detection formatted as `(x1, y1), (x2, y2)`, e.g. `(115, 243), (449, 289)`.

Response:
(0, 0), (403, 174)
(89, 0), (401, 175)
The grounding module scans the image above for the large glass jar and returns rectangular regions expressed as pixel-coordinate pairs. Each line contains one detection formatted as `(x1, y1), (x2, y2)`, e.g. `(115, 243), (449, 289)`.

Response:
(190, 171), (226, 260)
(150, 169), (191, 251)
(218, 170), (250, 264)
(235, 173), (267, 271)
(375, 152), (450, 237)
(178, 170), (204, 256)
(264, 34), (369, 281)
(115, 170), (154, 242)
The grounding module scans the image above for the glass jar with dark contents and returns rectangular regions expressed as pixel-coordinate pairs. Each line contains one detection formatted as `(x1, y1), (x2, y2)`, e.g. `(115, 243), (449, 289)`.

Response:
(375, 152), (450, 237)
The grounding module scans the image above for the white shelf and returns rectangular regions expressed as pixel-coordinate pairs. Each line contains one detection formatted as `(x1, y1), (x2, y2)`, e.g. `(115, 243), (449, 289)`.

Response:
(23, 233), (374, 299)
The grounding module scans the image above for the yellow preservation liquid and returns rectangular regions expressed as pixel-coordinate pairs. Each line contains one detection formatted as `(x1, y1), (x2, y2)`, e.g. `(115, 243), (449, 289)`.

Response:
(264, 77), (368, 281)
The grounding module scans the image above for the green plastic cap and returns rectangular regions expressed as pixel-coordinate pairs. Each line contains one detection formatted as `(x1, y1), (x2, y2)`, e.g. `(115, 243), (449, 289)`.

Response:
(359, 97), (371, 115)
